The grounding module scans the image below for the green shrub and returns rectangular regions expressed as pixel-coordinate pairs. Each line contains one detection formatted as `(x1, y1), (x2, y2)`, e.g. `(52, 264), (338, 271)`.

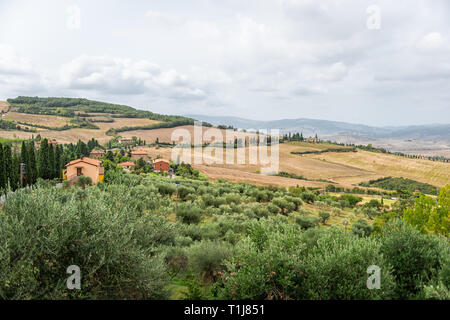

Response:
(300, 192), (316, 203)
(202, 194), (215, 207)
(351, 219), (373, 237)
(185, 193), (197, 202)
(0, 186), (172, 299)
(177, 186), (195, 200)
(267, 203), (281, 214)
(186, 240), (233, 282)
(362, 207), (379, 219)
(216, 223), (305, 299)
(380, 220), (448, 299)
(164, 247), (188, 278)
(272, 197), (295, 214)
(298, 208), (312, 215)
(340, 194), (363, 207)
(365, 199), (382, 209)
(216, 223), (395, 300)
(176, 202), (203, 224)
(318, 211), (330, 224)
(156, 183), (177, 196)
(301, 228), (395, 299)
(296, 216), (320, 230)
(225, 193), (241, 205)
(285, 196), (303, 211)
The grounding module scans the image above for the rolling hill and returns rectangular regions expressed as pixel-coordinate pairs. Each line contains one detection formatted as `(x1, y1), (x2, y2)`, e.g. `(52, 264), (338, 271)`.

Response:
(1, 97), (449, 190)
(185, 114), (450, 140)
(186, 114), (450, 158)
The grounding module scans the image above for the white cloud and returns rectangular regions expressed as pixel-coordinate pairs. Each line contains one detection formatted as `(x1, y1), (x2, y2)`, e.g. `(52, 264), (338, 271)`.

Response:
(417, 32), (446, 50)
(292, 84), (327, 95)
(315, 62), (348, 82)
(0, 43), (46, 96)
(0, 43), (34, 75)
(59, 55), (206, 99)
(145, 10), (184, 27)
(1, 0), (450, 125)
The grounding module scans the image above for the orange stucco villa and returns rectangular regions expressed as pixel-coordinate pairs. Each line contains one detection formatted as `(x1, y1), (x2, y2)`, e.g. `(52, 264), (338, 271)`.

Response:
(63, 157), (104, 184)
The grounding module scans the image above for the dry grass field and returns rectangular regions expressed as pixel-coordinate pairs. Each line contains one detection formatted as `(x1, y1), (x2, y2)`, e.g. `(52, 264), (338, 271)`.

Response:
(0, 110), (161, 144)
(140, 138), (449, 188)
(143, 145), (328, 187)
(143, 141), (369, 187)
(309, 150), (450, 187)
(120, 125), (261, 144)
(39, 129), (113, 144)
(94, 117), (161, 130)
(1, 111), (448, 189)
(3, 112), (71, 127)
(0, 130), (35, 140)
(285, 141), (352, 153)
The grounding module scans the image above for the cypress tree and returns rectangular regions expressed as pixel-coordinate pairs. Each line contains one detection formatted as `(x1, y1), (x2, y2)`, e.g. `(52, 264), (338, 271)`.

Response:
(75, 140), (88, 158)
(61, 145), (67, 178)
(48, 143), (55, 179)
(21, 141), (28, 166)
(10, 152), (20, 191)
(87, 139), (94, 152)
(54, 144), (62, 179)
(20, 141), (29, 186)
(0, 144), (5, 192)
(4, 143), (12, 189)
(27, 142), (37, 184)
(39, 139), (50, 179)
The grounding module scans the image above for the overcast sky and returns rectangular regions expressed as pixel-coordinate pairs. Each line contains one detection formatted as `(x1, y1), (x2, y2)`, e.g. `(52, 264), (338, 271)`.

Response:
(0, 0), (449, 126)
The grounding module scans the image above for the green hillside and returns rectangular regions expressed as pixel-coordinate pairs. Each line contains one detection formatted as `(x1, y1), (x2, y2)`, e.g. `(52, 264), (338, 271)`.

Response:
(7, 96), (194, 122)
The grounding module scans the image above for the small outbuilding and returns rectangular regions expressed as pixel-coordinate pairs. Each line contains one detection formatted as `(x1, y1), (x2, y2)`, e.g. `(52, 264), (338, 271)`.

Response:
(153, 158), (170, 172)
(131, 149), (149, 161)
(118, 161), (135, 172)
(119, 138), (133, 145)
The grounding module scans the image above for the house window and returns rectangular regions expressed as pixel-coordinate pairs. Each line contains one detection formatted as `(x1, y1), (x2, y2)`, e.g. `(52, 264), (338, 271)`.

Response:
(77, 168), (82, 176)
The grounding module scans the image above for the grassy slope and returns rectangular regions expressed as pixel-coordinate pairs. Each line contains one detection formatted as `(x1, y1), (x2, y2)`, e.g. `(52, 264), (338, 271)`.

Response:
(309, 150), (450, 187)
(1, 100), (448, 189)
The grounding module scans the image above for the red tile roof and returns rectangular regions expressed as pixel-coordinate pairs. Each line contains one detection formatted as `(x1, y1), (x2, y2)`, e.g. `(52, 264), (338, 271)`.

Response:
(131, 149), (148, 155)
(119, 161), (135, 167)
(153, 158), (169, 163)
(66, 157), (102, 167)
(90, 149), (105, 154)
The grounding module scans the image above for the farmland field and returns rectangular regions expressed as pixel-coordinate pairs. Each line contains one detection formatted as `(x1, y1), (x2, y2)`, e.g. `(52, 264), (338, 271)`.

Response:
(308, 150), (450, 187)
(3, 111), (71, 127)
(119, 125), (261, 144)
(94, 117), (161, 130)
(139, 140), (449, 189)
(0, 101), (448, 191)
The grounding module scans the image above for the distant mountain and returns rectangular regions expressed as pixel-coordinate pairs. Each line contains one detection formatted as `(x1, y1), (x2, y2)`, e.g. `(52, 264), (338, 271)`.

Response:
(186, 114), (450, 141)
